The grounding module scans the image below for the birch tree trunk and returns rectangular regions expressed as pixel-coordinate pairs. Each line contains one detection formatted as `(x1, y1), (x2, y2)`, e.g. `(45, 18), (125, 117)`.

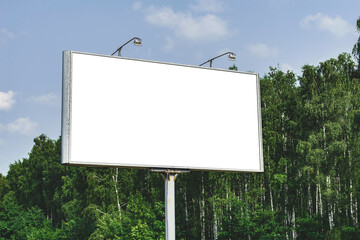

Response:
(200, 174), (206, 240)
(327, 176), (334, 229)
(184, 184), (189, 233)
(292, 205), (296, 239)
(213, 201), (218, 240)
(316, 170), (323, 217)
(113, 168), (121, 218)
(349, 157), (358, 225)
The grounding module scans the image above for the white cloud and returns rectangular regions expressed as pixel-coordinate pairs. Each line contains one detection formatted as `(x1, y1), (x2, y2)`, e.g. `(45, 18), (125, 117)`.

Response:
(0, 90), (15, 110)
(300, 13), (355, 37)
(1, 28), (15, 39)
(189, 0), (224, 13)
(246, 43), (279, 58)
(6, 117), (38, 135)
(145, 6), (230, 41)
(28, 93), (60, 105)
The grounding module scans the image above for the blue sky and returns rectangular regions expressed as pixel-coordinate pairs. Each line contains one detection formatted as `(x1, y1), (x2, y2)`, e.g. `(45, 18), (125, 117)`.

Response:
(0, 0), (359, 175)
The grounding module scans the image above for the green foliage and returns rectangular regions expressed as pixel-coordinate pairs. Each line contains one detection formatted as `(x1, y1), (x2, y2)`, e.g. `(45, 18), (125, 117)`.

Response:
(250, 209), (286, 240)
(89, 213), (123, 240)
(296, 215), (324, 239)
(341, 226), (360, 240)
(89, 193), (164, 240)
(0, 174), (8, 204)
(228, 64), (238, 71)
(217, 197), (251, 239)
(218, 198), (285, 239)
(129, 221), (154, 240)
(353, 17), (360, 69)
(0, 191), (56, 239)
(122, 193), (165, 239)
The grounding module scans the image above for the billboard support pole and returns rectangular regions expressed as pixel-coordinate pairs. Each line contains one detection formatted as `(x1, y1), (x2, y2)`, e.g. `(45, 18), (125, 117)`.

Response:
(164, 171), (177, 240)
(151, 169), (189, 240)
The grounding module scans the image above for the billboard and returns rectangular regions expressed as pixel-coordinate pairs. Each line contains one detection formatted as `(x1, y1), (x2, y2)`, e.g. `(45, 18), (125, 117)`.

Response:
(62, 51), (263, 172)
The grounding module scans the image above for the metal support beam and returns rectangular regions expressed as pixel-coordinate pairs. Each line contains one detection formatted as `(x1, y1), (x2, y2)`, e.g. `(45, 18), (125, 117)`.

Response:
(150, 169), (189, 240)
(164, 172), (176, 240)
(111, 37), (142, 56)
(199, 51), (236, 67)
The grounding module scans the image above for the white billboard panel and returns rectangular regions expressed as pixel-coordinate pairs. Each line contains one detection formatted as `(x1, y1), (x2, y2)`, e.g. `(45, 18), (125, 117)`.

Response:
(62, 51), (263, 172)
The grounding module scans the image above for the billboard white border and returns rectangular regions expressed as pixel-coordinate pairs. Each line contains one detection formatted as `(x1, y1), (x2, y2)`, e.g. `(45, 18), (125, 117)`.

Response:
(61, 51), (264, 172)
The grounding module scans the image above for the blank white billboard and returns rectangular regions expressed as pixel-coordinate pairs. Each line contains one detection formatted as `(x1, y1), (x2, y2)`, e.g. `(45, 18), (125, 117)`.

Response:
(62, 51), (263, 172)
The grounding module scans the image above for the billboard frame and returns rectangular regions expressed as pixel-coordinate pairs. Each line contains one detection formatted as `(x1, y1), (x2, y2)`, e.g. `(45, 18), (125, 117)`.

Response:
(61, 51), (264, 172)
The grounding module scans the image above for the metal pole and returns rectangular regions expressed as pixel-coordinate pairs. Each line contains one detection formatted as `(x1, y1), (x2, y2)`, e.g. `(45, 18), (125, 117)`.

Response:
(164, 172), (177, 240)
(199, 51), (235, 67)
(111, 37), (142, 56)
(150, 169), (189, 240)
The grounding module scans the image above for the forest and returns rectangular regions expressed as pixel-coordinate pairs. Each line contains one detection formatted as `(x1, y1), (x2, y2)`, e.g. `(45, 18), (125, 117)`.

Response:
(0, 18), (360, 240)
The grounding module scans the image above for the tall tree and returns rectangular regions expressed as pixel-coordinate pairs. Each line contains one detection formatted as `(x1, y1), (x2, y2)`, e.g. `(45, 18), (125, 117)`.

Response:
(352, 17), (360, 70)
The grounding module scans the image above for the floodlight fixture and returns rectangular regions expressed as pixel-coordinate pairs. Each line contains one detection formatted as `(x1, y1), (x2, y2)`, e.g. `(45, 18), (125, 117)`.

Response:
(199, 52), (236, 68)
(228, 52), (236, 61)
(133, 38), (142, 46)
(111, 37), (142, 56)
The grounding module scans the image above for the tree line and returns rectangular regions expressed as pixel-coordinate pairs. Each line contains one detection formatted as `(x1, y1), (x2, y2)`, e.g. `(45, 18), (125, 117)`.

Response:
(0, 17), (360, 240)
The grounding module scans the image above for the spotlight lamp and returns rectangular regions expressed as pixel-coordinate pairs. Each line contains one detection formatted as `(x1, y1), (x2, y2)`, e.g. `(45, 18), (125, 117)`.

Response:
(133, 38), (142, 46)
(111, 37), (142, 56)
(228, 52), (236, 61)
(199, 51), (236, 68)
